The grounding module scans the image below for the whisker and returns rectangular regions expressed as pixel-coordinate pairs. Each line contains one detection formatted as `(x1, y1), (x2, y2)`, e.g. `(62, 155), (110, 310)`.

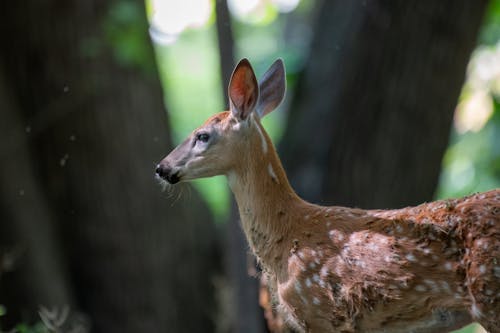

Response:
(170, 183), (185, 207)
(155, 174), (173, 196)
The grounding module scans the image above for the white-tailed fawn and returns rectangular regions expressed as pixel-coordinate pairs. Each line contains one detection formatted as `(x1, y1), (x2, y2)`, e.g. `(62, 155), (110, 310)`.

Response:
(156, 59), (499, 333)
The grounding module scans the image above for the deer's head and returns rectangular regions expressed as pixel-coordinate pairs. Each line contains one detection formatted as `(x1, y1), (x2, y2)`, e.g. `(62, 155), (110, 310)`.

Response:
(156, 58), (286, 184)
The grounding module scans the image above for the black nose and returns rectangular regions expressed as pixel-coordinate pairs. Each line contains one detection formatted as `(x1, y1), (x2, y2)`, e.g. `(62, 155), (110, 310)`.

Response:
(155, 164), (166, 178)
(155, 164), (180, 184)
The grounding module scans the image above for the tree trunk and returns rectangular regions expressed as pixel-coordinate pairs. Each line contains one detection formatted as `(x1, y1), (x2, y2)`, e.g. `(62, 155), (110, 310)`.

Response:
(0, 1), (219, 332)
(281, 0), (487, 208)
(0, 68), (76, 329)
(215, 0), (236, 104)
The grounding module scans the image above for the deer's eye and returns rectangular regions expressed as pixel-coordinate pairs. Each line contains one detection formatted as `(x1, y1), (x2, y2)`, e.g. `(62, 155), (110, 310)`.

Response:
(196, 133), (210, 143)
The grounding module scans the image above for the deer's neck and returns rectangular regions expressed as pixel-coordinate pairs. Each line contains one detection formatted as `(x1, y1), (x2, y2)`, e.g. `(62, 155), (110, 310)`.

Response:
(227, 117), (304, 267)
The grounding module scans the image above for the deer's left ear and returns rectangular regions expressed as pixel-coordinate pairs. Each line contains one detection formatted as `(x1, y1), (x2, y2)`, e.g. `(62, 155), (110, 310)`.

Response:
(256, 58), (286, 118)
(228, 58), (259, 121)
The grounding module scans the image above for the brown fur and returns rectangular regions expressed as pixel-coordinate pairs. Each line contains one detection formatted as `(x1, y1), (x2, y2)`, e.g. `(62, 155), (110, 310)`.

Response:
(223, 112), (499, 332)
(158, 61), (499, 332)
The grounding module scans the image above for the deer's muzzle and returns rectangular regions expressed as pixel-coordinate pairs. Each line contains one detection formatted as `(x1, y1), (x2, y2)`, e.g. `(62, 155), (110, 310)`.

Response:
(155, 164), (180, 184)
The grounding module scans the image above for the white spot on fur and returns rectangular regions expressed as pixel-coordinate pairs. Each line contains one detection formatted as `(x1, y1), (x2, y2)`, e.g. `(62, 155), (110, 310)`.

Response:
(493, 266), (500, 278)
(305, 278), (312, 288)
(309, 262), (316, 269)
(313, 297), (321, 305)
(406, 253), (417, 262)
(415, 285), (426, 292)
(379, 237), (389, 245)
(440, 281), (451, 293)
(268, 163), (278, 182)
(329, 229), (344, 242)
(479, 265), (487, 274)
(356, 260), (366, 268)
(294, 281), (302, 294)
(423, 279), (439, 292)
(471, 303), (483, 318)
(367, 243), (379, 251)
(313, 274), (320, 283)
(444, 262), (453, 271)
(320, 266), (329, 277)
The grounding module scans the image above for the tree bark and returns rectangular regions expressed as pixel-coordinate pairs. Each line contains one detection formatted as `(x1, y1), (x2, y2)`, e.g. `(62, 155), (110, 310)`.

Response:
(0, 1), (219, 332)
(281, 0), (487, 208)
(215, 0), (236, 104)
(0, 68), (76, 329)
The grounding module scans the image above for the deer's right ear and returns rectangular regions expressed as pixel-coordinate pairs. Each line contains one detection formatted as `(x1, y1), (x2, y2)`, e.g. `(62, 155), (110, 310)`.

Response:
(228, 58), (259, 121)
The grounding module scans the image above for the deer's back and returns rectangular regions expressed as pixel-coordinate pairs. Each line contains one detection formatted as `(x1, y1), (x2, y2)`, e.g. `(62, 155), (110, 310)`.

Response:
(274, 189), (499, 332)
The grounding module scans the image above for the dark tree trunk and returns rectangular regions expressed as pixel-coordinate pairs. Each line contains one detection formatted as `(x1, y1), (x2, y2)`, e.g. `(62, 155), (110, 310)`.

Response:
(0, 1), (219, 332)
(0, 68), (76, 328)
(215, 0), (236, 104)
(281, 0), (487, 208)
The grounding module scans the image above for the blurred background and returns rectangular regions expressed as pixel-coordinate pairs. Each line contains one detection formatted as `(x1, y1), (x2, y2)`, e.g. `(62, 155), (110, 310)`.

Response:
(0, 0), (498, 332)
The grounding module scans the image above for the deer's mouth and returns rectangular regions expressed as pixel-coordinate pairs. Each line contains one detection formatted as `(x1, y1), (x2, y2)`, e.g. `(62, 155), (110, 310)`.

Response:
(165, 172), (180, 184)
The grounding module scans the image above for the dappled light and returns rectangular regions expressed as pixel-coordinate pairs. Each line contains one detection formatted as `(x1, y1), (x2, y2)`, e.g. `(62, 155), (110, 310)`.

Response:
(149, 0), (212, 45)
(454, 43), (500, 133)
(149, 0), (301, 44)
(438, 40), (500, 201)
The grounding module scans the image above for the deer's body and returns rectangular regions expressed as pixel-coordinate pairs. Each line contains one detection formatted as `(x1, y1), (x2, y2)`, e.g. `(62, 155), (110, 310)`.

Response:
(156, 59), (500, 332)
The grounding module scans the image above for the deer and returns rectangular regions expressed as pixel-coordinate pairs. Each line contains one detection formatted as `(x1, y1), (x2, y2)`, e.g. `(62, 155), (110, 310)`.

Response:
(155, 58), (500, 333)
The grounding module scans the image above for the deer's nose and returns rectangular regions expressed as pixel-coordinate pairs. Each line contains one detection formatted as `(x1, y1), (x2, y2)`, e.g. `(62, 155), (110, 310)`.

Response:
(155, 164), (165, 178)
(155, 164), (180, 184)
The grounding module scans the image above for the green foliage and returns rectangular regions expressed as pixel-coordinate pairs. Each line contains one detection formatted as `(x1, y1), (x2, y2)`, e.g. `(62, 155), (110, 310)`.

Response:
(154, 27), (230, 220)
(0, 305), (48, 333)
(438, 98), (500, 199)
(12, 322), (48, 333)
(452, 323), (485, 333)
(437, 4), (500, 200)
(104, 0), (155, 74)
(479, 0), (500, 45)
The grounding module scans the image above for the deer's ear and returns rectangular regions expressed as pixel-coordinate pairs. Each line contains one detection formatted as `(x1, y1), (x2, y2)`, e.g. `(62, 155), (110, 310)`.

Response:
(256, 59), (286, 118)
(228, 58), (259, 121)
